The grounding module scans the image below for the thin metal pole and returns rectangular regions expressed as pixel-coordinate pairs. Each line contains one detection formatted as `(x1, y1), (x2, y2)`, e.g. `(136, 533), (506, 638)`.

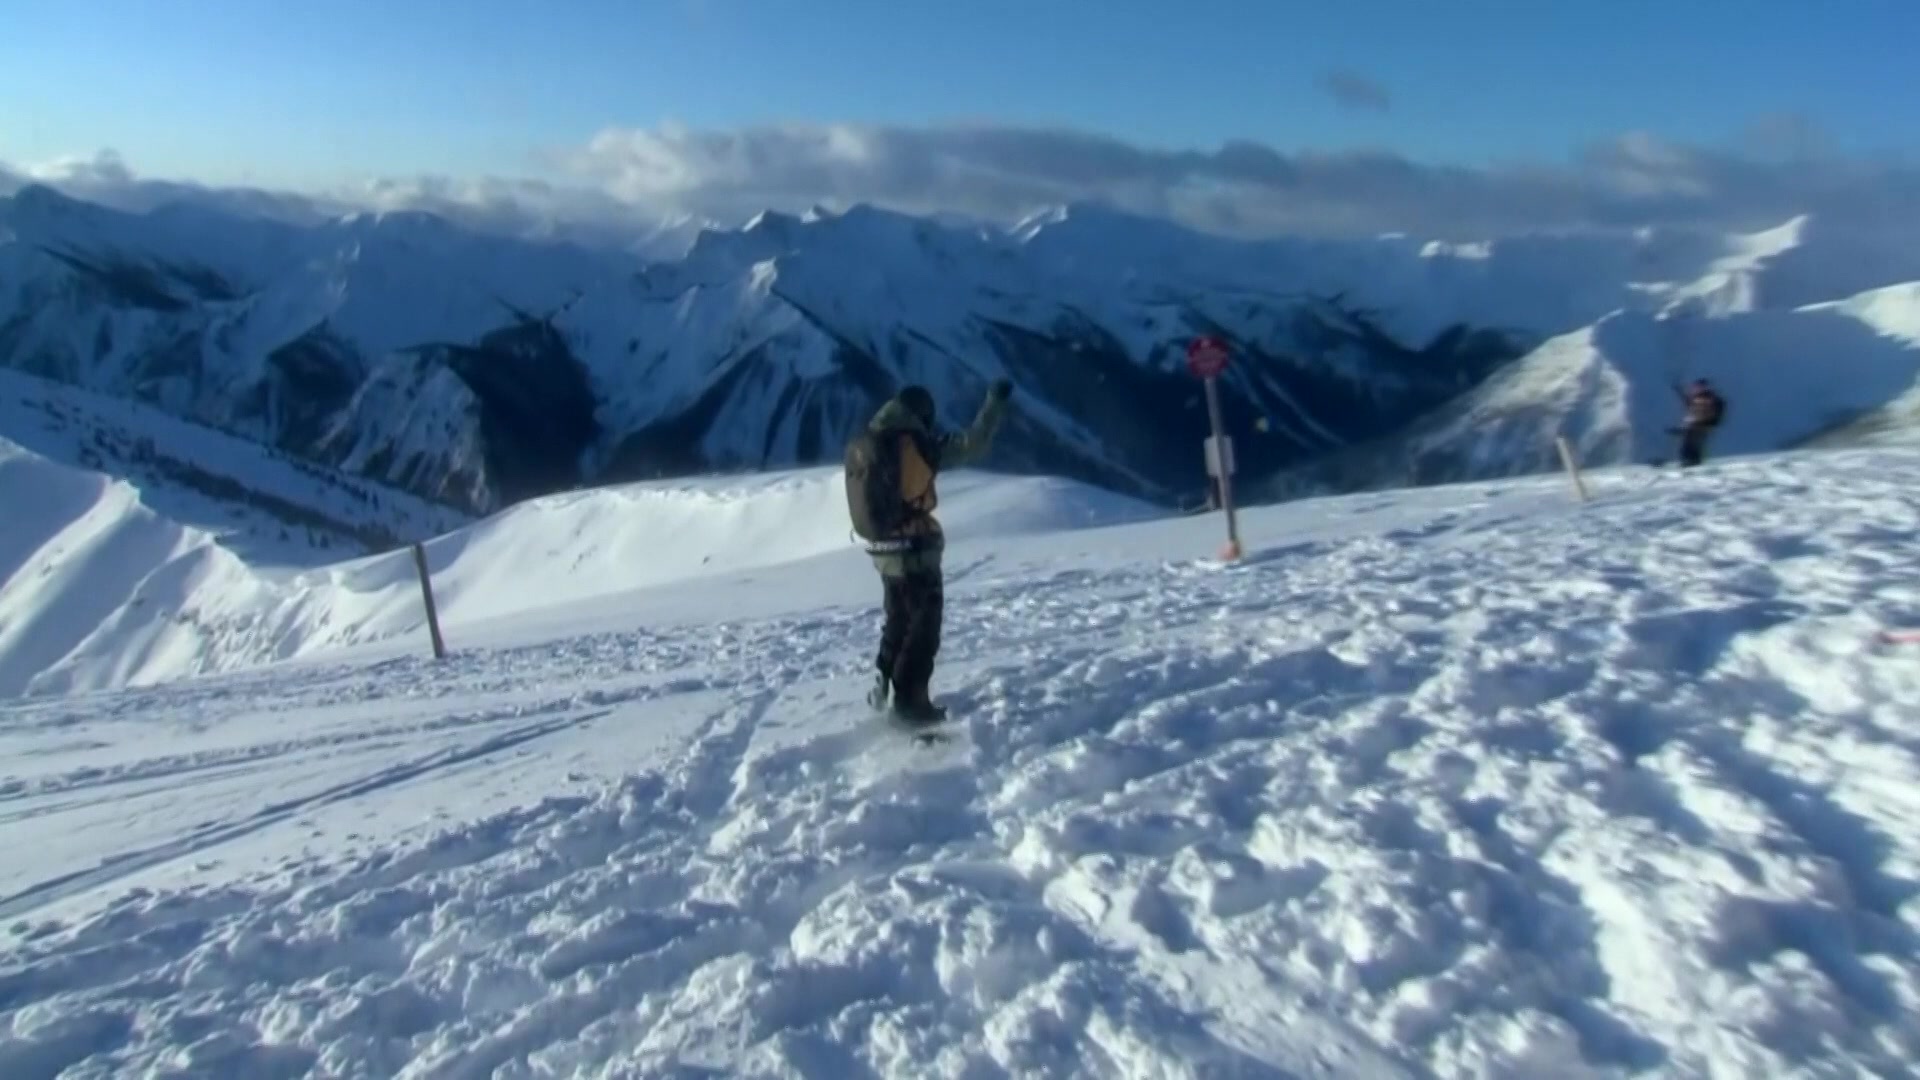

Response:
(411, 541), (447, 660)
(1203, 374), (1241, 556)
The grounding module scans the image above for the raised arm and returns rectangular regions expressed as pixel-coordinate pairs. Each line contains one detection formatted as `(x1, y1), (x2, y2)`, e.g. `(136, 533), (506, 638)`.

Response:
(936, 379), (1013, 470)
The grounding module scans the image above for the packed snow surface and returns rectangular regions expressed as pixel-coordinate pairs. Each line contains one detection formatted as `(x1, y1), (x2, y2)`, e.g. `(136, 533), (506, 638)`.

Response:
(3, 449), (1919, 1077)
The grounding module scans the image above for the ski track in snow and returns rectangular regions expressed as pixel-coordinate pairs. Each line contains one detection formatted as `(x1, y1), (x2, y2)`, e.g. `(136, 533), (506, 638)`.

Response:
(1, 454), (1919, 1076)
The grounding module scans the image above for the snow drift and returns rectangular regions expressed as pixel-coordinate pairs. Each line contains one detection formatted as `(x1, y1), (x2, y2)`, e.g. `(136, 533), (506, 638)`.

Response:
(0, 451), (1162, 697)
(1, 445), (1915, 1077)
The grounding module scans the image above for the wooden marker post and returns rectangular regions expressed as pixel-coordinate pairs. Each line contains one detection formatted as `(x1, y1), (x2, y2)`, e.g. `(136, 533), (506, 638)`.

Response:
(1554, 435), (1591, 504)
(411, 541), (447, 660)
(1187, 334), (1241, 560)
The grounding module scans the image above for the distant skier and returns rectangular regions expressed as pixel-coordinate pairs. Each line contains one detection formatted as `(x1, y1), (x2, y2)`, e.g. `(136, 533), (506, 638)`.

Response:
(844, 379), (1014, 722)
(1672, 378), (1726, 468)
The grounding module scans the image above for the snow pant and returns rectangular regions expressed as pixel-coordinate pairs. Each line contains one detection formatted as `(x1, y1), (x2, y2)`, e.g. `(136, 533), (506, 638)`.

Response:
(876, 569), (943, 702)
(1677, 423), (1711, 468)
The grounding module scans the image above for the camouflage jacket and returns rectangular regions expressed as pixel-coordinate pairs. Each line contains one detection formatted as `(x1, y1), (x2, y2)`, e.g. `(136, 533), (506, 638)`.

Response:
(865, 390), (1009, 576)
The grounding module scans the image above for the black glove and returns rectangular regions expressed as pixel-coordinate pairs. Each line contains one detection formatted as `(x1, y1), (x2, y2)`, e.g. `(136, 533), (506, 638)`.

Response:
(990, 378), (1014, 402)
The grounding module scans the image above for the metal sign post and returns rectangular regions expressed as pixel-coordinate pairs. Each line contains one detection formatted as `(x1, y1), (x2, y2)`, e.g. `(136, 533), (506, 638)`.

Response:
(410, 541), (447, 660)
(1187, 335), (1241, 560)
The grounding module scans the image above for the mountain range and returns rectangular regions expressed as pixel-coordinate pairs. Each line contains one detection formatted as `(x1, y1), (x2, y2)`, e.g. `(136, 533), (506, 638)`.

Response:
(5, 182), (1920, 520)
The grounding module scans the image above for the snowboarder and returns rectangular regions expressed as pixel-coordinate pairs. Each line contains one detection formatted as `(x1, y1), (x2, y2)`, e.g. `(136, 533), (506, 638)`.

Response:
(1673, 378), (1725, 468)
(844, 379), (1013, 723)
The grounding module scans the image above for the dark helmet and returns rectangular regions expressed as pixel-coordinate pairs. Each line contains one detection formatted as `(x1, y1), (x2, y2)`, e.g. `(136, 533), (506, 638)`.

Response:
(897, 384), (936, 426)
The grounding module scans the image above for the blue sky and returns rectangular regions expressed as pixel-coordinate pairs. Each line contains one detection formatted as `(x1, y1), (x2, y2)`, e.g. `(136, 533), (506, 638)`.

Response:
(4, 0), (1915, 184)
(2, 0), (1917, 238)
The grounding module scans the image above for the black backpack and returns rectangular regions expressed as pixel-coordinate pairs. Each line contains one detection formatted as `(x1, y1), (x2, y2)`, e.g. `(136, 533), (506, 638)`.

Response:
(845, 429), (907, 541)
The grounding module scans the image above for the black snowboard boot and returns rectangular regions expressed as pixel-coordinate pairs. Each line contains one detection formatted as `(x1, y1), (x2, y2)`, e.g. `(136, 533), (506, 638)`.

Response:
(890, 678), (948, 725)
(867, 671), (891, 711)
(892, 699), (948, 725)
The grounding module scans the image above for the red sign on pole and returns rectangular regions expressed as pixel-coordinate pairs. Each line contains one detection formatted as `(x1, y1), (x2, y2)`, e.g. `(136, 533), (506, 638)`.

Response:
(1186, 334), (1230, 380)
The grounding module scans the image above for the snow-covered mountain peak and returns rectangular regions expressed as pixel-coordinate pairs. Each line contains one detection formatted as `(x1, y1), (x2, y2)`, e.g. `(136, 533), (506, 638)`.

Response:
(1010, 198), (1259, 267)
(1006, 198), (1189, 243)
(326, 208), (481, 257)
(666, 199), (1009, 306)
(1733, 213), (1812, 258)
(335, 206), (453, 231)
(2, 183), (149, 253)
(1420, 238), (1494, 260)
(681, 210), (805, 273)
(1650, 212), (1920, 317)
(1811, 280), (1920, 344)
(9, 183), (1920, 524)
(786, 201), (1008, 276)
(630, 211), (731, 261)
(741, 207), (804, 238)
(1008, 202), (1071, 241)
(3, 182), (93, 222)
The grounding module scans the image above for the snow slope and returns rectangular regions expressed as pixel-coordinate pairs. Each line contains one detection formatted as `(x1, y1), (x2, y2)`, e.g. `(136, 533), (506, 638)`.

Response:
(0, 436), (334, 698)
(1803, 386), (1920, 449)
(0, 365), (469, 564)
(1266, 281), (1920, 497)
(2, 447), (1917, 1076)
(0, 452), (1161, 698)
(1468, 284), (1920, 463)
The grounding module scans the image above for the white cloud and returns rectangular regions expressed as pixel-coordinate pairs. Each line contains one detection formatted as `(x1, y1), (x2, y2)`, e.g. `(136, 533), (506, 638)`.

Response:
(7, 121), (1919, 249)
(549, 120), (1920, 241)
(2, 150), (340, 226)
(0, 150), (655, 248)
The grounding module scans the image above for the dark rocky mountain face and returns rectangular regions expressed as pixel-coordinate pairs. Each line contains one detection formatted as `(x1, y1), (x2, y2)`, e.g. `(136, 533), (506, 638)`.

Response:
(404, 319), (602, 509)
(577, 297), (1525, 509)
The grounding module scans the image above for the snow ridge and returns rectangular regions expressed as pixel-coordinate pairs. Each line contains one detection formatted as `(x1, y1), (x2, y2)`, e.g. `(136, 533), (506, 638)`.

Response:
(0, 366), (469, 562)
(1265, 279), (1920, 499)
(1, 449), (1916, 1076)
(0, 453), (1160, 697)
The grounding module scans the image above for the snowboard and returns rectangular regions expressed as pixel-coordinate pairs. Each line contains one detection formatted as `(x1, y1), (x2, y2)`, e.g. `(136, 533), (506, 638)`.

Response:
(886, 713), (955, 746)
